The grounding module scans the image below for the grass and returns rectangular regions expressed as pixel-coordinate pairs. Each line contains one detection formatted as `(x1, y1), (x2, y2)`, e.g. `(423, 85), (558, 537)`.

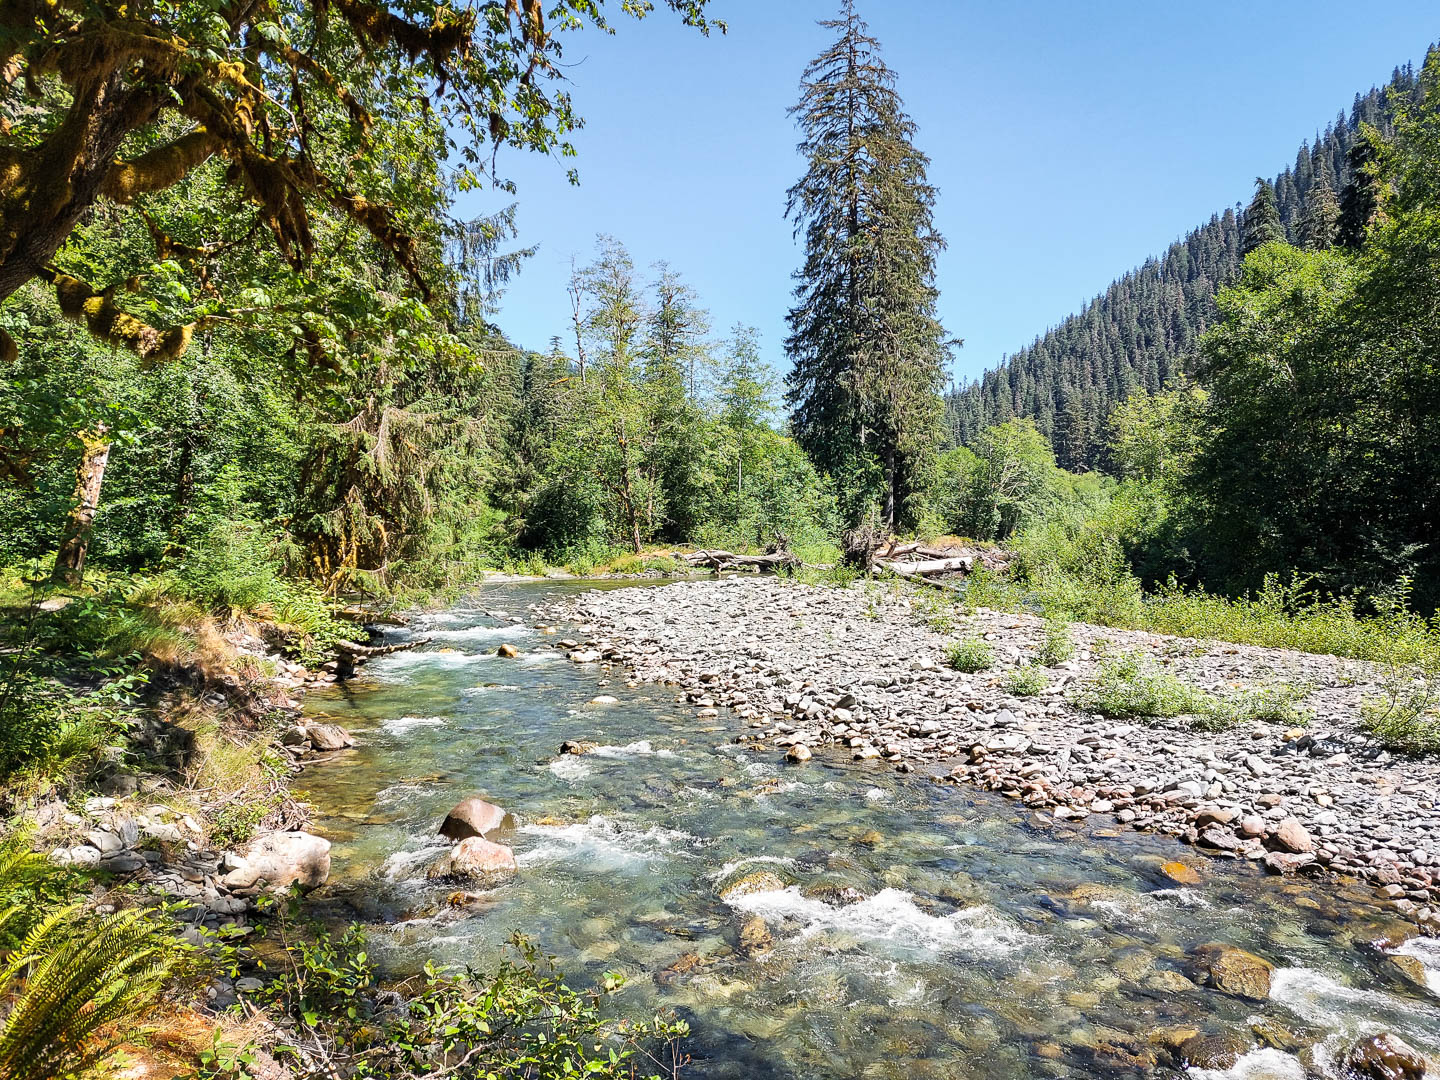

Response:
(945, 638), (994, 673)
(1002, 664), (1047, 696)
(1037, 619), (1074, 666)
(1075, 651), (1310, 731)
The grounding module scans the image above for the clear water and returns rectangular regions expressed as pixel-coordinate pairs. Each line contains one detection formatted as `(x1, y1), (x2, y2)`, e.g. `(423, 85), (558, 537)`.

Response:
(299, 582), (1440, 1079)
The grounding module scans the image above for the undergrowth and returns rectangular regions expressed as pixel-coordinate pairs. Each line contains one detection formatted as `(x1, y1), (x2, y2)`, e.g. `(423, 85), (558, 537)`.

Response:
(1075, 651), (1310, 731)
(945, 638), (994, 673)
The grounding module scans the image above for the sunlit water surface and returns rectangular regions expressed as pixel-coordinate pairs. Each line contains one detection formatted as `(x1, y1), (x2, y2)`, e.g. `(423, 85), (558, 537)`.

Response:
(300, 582), (1440, 1079)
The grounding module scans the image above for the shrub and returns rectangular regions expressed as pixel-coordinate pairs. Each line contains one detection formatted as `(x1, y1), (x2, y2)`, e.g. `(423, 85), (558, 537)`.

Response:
(1037, 620), (1074, 666)
(946, 638), (994, 673)
(1003, 664), (1047, 696)
(251, 923), (690, 1080)
(1076, 653), (1214, 720)
(1362, 661), (1440, 753)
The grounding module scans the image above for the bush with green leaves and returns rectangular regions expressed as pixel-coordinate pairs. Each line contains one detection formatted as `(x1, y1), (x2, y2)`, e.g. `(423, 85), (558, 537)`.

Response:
(1037, 620), (1074, 666)
(248, 922), (690, 1080)
(1075, 653), (1216, 721)
(1003, 665), (1047, 696)
(1362, 660), (1440, 754)
(945, 638), (994, 673)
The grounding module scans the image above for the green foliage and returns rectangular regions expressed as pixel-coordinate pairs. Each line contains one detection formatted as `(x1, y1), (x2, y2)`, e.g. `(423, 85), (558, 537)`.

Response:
(1002, 665), (1047, 696)
(1037, 620), (1075, 666)
(945, 638), (994, 673)
(0, 833), (177, 1080)
(253, 923), (690, 1079)
(1076, 653), (1216, 721)
(1362, 659), (1440, 753)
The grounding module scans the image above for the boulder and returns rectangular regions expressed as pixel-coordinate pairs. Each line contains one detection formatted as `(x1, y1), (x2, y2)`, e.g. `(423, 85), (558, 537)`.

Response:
(1345, 1032), (1428, 1080)
(718, 869), (787, 902)
(559, 740), (597, 755)
(428, 837), (517, 880)
(1266, 817), (1315, 854)
(438, 797), (513, 841)
(222, 830), (331, 891)
(1177, 1031), (1249, 1070)
(303, 722), (353, 751)
(496, 643), (520, 658)
(1161, 861), (1202, 885)
(1186, 943), (1273, 1001)
(738, 915), (772, 954)
(786, 743), (812, 763)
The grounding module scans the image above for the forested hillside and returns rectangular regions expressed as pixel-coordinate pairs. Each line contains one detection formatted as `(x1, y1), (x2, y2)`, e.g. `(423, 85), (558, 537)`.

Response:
(945, 62), (1422, 469)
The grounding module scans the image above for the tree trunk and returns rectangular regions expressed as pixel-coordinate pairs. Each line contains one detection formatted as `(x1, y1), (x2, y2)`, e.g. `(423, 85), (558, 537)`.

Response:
(52, 428), (111, 586)
(883, 443), (897, 529)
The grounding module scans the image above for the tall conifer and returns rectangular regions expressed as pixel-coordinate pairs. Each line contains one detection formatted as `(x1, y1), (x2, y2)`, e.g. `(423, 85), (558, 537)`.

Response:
(1241, 179), (1286, 255)
(784, 0), (948, 530)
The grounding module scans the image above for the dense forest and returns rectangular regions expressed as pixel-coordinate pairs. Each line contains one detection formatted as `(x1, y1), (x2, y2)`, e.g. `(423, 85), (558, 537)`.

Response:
(944, 62), (1424, 470)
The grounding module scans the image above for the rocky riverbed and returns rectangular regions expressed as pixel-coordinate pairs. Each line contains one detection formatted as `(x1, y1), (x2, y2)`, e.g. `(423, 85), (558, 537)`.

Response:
(545, 576), (1440, 931)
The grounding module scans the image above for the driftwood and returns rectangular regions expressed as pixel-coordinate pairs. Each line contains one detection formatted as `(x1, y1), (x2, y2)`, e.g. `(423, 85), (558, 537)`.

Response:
(872, 560), (968, 592)
(334, 605), (410, 626)
(335, 636), (431, 658)
(681, 549), (802, 573)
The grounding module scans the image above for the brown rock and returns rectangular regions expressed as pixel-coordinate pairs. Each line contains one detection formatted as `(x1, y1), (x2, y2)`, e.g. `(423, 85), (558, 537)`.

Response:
(1385, 953), (1432, 992)
(439, 797), (513, 841)
(1187, 943), (1274, 1001)
(1162, 861), (1202, 885)
(739, 915), (772, 954)
(559, 740), (597, 755)
(303, 722), (354, 751)
(1266, 818), (1315, 854)
(496, 643), (520, 658)
(1194, 805), (1239, 829)
(1345, 1032), (1429, 1080)
(1178, 1031), (1249, 1070)
(786, 743), (812, 763)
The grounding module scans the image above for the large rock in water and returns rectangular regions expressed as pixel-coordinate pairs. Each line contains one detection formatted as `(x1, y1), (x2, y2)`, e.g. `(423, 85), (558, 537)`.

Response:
(1186, 943), (1274, 1001)
(1345, 1032), (1429, 1080)
(428, 837), (517, 880)
(222, 831), (331, 891)
(438, 797), (513, 841)
(303, 722), (354, 751)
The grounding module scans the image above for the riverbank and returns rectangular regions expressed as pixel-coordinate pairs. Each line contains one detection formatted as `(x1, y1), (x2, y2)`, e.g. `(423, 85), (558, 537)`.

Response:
(546, 576), (1440, 930)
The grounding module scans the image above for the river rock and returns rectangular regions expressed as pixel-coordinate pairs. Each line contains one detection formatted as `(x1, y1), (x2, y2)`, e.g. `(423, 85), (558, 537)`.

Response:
(429, 837), (518, 880)
(1186, 943), (1273, 1001)
(786, 743), (812, 763)
(559, 740), (598, 755)
(496, 643), (520, 658)
(1266, 818), (1315, 855)
(1345, 1032), (1429, 1080)
(718, 869), (787, 902)
(1385, 953), (1432, 992)
(438, 797), (513, 841)
(1178, 1031), (1249, 1070)
(222, 830), (331, 891)
(1162, 861), (1202, 885)
(739, 915), (773, 954)
(303, 722), (353, 751)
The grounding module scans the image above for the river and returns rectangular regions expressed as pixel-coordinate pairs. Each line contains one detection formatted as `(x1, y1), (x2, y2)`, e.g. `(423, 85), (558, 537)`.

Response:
(298, 581), (1440, 1079)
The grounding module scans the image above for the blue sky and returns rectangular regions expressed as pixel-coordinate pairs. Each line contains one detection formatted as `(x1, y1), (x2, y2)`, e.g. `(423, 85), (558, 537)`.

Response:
(466, 1), (1437, 387)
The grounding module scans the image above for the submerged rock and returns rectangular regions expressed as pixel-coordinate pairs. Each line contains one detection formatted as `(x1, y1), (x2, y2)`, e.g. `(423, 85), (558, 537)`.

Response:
(438, 797), (513, 841)
(1186, 942), (1273, 1001)
(559, 740), (598, 755)
(718, 869), (787, 902)
(223, 830), (331, 891)
(739, 915), (773, 954)
(1345, 1032), (1429, 1080)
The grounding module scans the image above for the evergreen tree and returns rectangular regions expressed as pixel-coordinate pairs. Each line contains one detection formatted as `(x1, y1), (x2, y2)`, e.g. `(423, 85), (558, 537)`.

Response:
(1337, 126), (1385, 249)
(784, 0), (948, 531)
(1298, 165), (1341, 250)
(1241, 178), (1286, 255)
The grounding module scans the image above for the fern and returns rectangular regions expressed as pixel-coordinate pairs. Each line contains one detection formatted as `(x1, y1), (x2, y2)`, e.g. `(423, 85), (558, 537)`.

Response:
(0, 905), (175, 1080)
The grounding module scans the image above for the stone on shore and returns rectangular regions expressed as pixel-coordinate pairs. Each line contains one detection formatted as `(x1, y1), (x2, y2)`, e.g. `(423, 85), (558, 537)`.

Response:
(1265, 818), (1315, 855)
(222, 830), (331, 891)
(438, 797), (513, 841)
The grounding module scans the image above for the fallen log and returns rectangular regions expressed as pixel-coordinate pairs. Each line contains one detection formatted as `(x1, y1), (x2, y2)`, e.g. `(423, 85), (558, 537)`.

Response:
(334, 605), (410, 626)
(682, 549), (801, 572)
(878, 556), (973, 576)
(873, 561), (968, 593)
(335, 636), (432, 658)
